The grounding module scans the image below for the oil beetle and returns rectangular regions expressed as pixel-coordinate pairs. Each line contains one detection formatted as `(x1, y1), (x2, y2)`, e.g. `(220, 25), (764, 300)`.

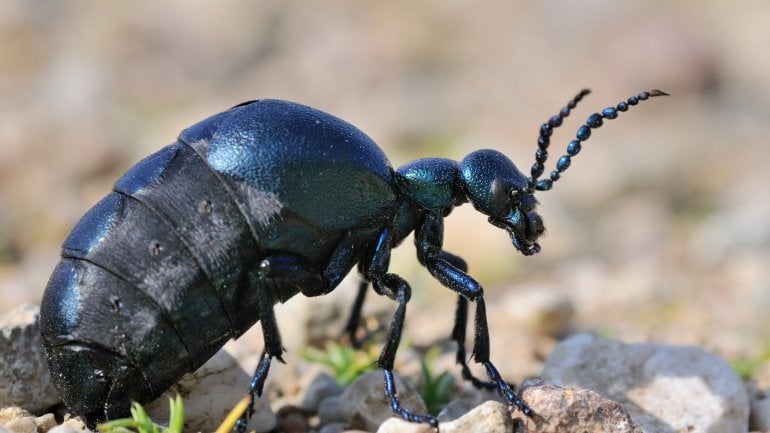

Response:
(40, 88), (666, 430)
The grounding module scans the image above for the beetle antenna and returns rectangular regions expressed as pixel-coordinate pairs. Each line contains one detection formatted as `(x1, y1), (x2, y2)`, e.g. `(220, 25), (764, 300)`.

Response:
(529, 89), (668, 192)
(528, 88), (592, 187)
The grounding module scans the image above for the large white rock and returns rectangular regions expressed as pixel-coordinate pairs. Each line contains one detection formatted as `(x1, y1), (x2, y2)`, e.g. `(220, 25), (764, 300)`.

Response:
(542, 333), (749, 433)
(146, 349), (276, 433)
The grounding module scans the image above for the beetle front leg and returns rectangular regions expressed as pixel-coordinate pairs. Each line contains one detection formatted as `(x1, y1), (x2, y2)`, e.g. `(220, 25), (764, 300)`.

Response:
(416, 210), (534, 416)
(439, 252), (499, 392)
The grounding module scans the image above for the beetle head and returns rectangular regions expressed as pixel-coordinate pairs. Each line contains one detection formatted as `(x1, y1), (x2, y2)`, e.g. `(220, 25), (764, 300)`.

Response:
(459, 89), (668, 256)
(460, 149), (544, 256)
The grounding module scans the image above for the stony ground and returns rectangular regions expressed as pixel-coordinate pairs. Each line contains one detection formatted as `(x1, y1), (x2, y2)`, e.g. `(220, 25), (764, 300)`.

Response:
(0, 1), (768, 432)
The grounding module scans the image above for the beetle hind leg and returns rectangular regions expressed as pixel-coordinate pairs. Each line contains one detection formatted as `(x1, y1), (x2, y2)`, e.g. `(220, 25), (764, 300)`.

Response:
(341, 279), (369, 348)
(234, 267), (288, 433)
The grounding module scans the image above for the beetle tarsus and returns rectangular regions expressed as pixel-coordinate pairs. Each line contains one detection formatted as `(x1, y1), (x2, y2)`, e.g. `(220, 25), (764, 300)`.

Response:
(384, 369), (440, 428)
(483, 361), (534, 417)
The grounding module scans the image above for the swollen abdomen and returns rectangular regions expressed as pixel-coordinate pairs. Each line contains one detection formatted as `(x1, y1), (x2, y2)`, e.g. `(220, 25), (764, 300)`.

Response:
(40, 142), (263, 423)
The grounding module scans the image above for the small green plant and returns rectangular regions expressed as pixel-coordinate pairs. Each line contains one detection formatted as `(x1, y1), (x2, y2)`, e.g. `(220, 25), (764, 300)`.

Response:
(98, 395), (184, 433)
(302, 341), (379, 386)
(418, 347), (456, 416)
(732, 344), (770, 381)
(97, 395), (251, 433)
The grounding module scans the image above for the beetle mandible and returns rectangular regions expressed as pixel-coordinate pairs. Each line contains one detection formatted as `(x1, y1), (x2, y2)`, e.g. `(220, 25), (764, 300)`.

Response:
(40, 89), (666, 430)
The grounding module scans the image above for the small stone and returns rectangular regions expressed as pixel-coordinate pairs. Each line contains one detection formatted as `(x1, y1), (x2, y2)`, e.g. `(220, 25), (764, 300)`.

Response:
(46, 425), (82, 433)
(301, 372), (343, 411)
(439, 400), (513, 433)
(3, 416), (37, 433)
(0, 304), (61, 413)
(317, 395), (344, 424)
(0, 408), (30, 425)
(145, 348), (276, 433)
(60, 416), (88, 431)
(749, 394), (770, 432)
(34, 413), (56, 431)
(339, 371), (427, 432)
(519, 380), (642, 433)
(318, 422), (348, 433)
(275, 406), (310, 433)
(542, 333), (750, 433)
(436, 398), (472, 422)
(376, 418), (433, 433)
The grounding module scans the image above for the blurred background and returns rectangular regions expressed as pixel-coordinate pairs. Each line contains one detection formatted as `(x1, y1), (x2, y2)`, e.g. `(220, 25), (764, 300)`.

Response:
(1, 1), (768, 379)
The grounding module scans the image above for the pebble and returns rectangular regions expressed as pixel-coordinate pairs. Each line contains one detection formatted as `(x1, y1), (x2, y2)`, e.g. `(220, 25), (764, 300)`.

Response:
(300, 372), (343, 411)
(436, 398), (472, 422)
(438, 400), (513, 433)
(46, 426), (82, 433)
(749, 393), (770, 432)
(378, 400), (512, 433)
(0, 304), (60, 413)
(338, 371), (426, 432)
(317, 395), (344, 424)
(317, 422), (349, 433)
(542, 333), (750, 433)
(519, 379), (642, 433)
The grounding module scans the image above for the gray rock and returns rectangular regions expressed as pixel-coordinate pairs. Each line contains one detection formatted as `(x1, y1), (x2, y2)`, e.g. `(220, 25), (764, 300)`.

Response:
(0, 304), (60, 413)
(519, 379), (642, 433)
(749, 393), (770, 432)
(317, 421), (349, 433)
(145, 349), (276, 433)
(317, 395), (344, 424)
(301, 371), (343, 411)
(542, 333), (750, 433)
(339, 371), (426, 432)
(436, 398), (472, 422)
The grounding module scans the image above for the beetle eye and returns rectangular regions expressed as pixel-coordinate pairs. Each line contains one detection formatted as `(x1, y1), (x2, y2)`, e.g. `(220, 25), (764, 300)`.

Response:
(508, 188), (524, 203)
(489, 178), (510, 212)
(520, 195), (537, 213)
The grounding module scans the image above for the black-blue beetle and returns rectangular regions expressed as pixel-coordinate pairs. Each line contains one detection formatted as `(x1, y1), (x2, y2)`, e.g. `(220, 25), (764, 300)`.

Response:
(40, 89), (666, 430)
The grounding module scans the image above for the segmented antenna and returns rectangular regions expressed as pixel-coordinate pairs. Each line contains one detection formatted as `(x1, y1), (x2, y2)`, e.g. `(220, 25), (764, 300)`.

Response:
(527, 89), (668, 192)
